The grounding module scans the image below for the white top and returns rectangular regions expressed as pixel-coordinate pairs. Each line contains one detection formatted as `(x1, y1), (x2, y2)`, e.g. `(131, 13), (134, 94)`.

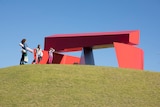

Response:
(36, 48), (43, 57)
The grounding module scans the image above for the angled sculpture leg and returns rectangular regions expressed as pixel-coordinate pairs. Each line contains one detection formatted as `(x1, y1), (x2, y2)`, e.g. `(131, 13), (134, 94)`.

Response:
(114, 42), (144, 70)
(53, 53), (80, 64)
(80, 47), (95, 65)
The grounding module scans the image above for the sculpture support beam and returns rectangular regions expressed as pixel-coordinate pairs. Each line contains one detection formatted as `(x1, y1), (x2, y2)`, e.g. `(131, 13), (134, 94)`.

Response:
(80, 47), (95, 65)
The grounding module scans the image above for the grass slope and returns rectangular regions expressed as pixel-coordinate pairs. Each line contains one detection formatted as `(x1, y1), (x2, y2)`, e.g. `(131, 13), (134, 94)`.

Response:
(0, 64), (160, 107)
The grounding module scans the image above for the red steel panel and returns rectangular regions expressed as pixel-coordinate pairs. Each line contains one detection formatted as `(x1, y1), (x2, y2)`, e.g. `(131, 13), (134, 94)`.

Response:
(114, 42), (144, 70)
(44, 30), (140, 52)
(53, 53), (80, 64)
(129, 30), (140, 45)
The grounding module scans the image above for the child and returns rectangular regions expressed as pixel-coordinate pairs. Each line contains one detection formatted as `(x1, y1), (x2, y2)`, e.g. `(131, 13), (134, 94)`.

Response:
(48, 48), (55, 64)
(32, 44), (43, 64)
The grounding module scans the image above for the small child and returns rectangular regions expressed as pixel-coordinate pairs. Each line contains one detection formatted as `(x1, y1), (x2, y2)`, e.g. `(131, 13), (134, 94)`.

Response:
(48, 48), (55, 64)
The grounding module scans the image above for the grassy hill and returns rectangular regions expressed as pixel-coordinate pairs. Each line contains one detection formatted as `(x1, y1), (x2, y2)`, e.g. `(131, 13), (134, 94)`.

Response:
(0, 64), (160, 107)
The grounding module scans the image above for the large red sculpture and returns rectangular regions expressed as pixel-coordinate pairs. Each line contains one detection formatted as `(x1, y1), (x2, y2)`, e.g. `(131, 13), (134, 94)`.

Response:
(39, 30), (143, 70)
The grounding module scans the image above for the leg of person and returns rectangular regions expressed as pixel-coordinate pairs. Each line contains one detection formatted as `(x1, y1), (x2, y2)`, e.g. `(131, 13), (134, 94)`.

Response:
(38, 57), (40, 63)
(40, 56), (42, 63)
(48, 57), (51, 64)
(32, 59), (35, 64)
(38, 56), (41, 63)
(50, 57), (53, 64)
(20, 53), (25, 65)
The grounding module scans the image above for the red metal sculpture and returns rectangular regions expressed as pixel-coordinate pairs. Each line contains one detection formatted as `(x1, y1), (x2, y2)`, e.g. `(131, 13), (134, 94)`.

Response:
(37, 30), (143, 70)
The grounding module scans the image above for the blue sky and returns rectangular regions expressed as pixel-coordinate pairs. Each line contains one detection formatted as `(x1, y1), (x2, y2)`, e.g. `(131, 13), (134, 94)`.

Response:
(0, 0), (160, 72)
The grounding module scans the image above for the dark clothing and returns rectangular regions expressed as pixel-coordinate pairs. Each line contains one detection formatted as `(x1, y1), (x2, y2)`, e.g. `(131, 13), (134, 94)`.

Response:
(20, 53), (27, 65)
(38, 56), (42, 63)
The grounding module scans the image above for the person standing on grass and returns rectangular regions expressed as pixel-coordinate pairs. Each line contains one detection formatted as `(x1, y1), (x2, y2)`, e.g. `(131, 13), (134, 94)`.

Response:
(32, 44), (43, 64)
(35, 44), (43, 64)
(20, 39), (28, 65)
(48, 48), (55, 64)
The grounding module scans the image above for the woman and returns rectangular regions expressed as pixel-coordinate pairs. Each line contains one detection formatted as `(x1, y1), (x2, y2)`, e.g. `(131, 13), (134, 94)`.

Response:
(20, 39), (28, 65)
(36, 44), (43, 64)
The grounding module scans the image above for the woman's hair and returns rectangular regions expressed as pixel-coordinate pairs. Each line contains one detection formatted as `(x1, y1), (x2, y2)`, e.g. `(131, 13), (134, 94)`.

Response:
(21, 39), (26, 44)
(37, 44), (40, 49)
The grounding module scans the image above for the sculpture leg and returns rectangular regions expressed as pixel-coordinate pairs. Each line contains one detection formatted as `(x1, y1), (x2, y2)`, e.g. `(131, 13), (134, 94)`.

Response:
(114, 42), (144, 70)
(80, 47), (95, 65)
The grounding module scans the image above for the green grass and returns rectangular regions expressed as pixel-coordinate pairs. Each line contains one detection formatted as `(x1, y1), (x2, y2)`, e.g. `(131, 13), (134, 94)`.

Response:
(0, 64), (160, 107)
